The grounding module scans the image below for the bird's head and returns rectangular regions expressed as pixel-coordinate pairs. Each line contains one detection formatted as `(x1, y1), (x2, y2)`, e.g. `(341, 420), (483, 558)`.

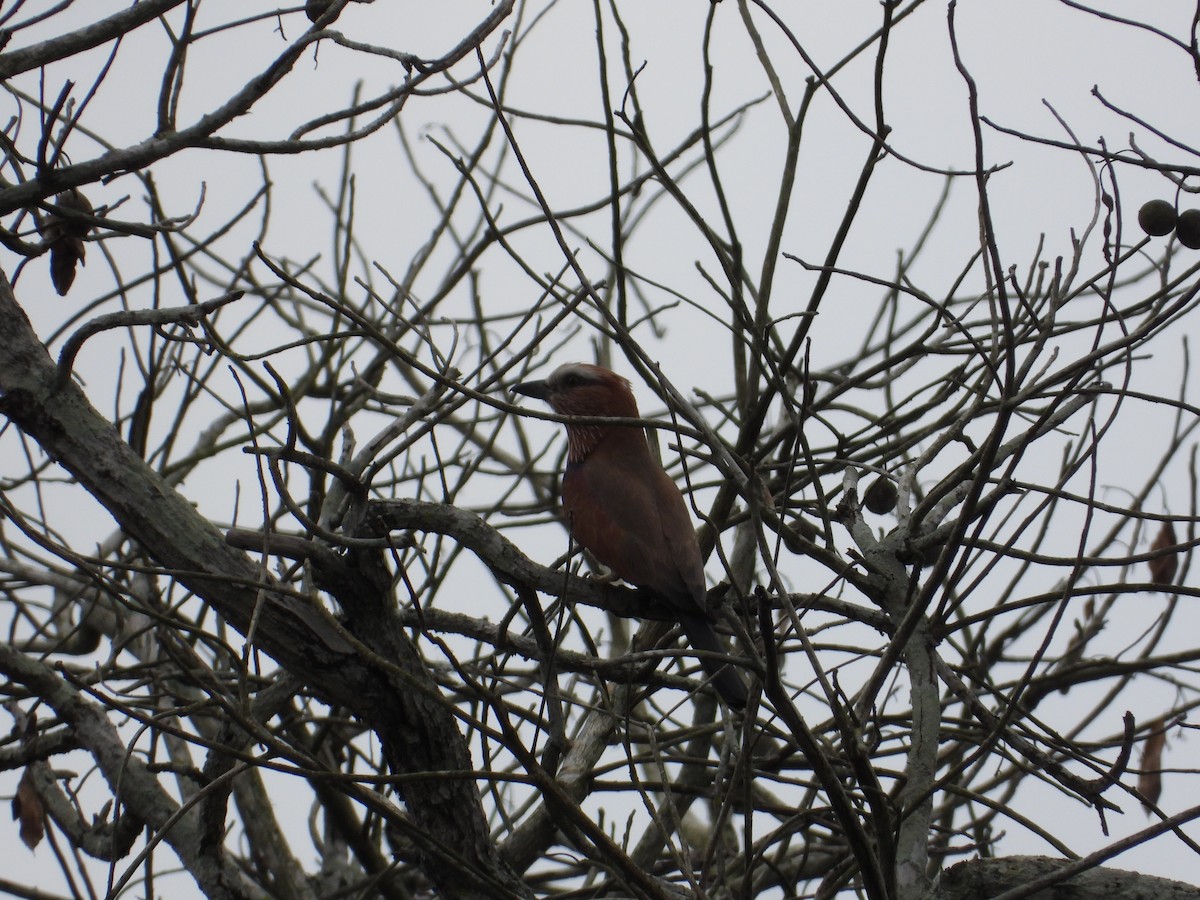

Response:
(512, 363), (641, 461)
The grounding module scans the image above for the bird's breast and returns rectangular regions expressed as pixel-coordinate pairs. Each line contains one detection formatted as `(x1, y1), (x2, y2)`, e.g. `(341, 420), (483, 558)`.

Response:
(560, 456), (707, 615)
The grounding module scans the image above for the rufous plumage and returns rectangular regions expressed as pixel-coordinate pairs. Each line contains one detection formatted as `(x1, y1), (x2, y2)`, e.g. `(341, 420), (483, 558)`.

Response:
(514, 362), (748, 708)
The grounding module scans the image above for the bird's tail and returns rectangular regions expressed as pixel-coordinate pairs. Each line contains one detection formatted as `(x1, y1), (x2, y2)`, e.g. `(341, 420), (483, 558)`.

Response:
(678, 613), (749, 710)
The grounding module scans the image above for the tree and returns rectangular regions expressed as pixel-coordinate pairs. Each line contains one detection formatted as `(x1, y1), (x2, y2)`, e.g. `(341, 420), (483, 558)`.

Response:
(2, 1), (1199, 898)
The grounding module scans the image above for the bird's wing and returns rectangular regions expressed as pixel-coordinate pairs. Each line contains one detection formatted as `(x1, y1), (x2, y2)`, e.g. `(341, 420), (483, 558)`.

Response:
(562, 450), (707, 615)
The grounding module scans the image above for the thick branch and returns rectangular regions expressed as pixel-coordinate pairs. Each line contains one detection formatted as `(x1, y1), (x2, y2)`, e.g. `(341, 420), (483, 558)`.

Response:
(0, 648), (251, 895)
(0, 268), (526, 900)
(0, 1), (188, 79)
(938, 855), (1200, 900)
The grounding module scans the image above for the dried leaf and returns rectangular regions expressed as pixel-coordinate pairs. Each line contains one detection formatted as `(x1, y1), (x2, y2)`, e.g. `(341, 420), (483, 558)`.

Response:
(11, 767), (44, 850)
(38, 189), (93, 297)
(49, 242), (84, 296)
(1139, 719), (1167, 812)
(1148, 521), (1179, 590)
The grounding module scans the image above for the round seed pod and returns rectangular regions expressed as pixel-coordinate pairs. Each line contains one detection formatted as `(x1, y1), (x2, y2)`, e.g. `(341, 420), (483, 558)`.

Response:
(1176, 209), (1200, 249)
(1137, 199), (1176, 237)
(306, 0), (339, 22)
(863, 475), (898, 515)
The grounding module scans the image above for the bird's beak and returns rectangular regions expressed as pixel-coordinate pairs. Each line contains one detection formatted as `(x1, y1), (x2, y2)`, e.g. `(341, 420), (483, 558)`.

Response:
(511, 378), (551, 400)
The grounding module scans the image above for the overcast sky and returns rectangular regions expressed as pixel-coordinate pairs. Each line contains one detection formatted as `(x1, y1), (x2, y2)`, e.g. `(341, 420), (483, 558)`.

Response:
(5, 2), (1200, 895)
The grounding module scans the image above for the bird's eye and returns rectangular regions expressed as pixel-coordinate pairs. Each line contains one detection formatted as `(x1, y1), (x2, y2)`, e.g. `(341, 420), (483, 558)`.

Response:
(560, 372), (584, 388)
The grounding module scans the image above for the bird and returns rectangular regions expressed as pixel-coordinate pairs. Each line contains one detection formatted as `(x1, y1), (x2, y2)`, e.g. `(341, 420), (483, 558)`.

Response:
(512, 362), (748, 709)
